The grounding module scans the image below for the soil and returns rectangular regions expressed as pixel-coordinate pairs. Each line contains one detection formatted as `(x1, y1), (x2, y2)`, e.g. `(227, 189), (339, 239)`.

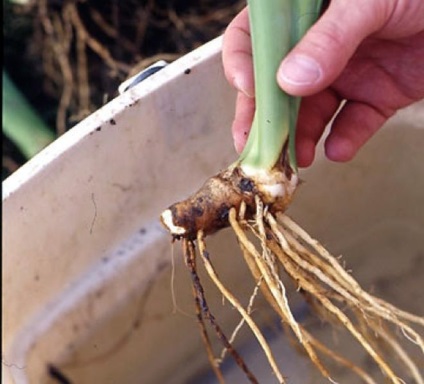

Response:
(3, 0), (245, 180)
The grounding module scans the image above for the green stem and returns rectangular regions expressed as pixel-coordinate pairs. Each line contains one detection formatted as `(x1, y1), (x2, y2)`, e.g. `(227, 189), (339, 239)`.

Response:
(2, 71), (55, 159)
(239, 0), (323, 172)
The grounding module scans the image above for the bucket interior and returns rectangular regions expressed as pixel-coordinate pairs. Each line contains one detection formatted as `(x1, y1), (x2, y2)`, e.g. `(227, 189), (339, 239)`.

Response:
(3, 37), (423, 384)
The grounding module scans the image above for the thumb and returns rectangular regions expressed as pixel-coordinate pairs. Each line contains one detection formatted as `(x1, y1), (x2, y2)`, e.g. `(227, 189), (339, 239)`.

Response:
(277, 0), (389, 96)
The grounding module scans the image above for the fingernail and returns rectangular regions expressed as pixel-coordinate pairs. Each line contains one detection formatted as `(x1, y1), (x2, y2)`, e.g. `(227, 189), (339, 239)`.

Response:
(325, 137), (354, 162)
(233, 76), (254, 98)
(278, 55), (321, 86)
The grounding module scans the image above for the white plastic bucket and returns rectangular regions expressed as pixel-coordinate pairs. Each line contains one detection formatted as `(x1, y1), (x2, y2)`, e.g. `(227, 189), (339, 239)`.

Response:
(3, 36), (423, 384)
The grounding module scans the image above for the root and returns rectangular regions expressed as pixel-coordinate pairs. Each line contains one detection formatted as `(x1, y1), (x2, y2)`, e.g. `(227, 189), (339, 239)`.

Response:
(184, 240), (225, 384)
(229, 206), (333, 381)
(254, 205), (422, 383)
(184, 239), (258, 384)
(217, 276), (263, 364)
(197, 231), (284, 384)
(278, 214), (424, 329)
(170, 186), (423, 383)
(165, 166), (424, 384)
(25, 0), (245, 134)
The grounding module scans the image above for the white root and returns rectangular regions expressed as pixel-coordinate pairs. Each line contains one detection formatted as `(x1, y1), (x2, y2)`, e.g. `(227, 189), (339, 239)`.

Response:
(182, 197), (423, 383)
(197, 230), (286, 384)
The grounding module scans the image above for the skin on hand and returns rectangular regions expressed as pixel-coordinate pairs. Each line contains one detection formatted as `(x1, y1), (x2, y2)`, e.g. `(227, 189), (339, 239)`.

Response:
(222, 1), (424, 167)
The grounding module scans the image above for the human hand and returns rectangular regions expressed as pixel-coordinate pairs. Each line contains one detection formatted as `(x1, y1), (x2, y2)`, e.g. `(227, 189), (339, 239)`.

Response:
(222, 1), (424, 167)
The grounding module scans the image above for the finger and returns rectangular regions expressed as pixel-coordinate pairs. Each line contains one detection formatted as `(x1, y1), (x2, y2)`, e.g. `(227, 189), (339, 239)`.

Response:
(232, 91), (256, 153)
(222, 7), (255, 97)
(324, 101), (392, 162)
(277, 0), (391, 96)
(296, 89), (341, 167)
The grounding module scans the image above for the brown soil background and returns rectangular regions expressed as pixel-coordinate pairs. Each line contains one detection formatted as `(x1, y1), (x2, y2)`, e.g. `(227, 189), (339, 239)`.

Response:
(3, 0), (245, 179)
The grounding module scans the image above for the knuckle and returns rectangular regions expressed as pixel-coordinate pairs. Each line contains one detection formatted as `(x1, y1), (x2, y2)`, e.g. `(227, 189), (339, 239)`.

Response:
(307, 20), (348, 56)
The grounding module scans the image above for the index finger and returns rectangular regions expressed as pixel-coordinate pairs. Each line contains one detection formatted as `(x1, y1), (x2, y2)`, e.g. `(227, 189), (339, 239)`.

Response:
(222, 7), (255, 98)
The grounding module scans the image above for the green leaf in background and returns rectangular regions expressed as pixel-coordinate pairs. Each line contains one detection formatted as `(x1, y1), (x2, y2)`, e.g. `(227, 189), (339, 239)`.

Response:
(3, 71), (55, 160)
